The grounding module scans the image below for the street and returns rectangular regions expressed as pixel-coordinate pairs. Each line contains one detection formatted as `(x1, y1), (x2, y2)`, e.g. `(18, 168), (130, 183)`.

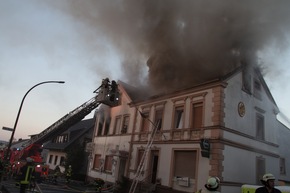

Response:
(0, 178), (114, 193)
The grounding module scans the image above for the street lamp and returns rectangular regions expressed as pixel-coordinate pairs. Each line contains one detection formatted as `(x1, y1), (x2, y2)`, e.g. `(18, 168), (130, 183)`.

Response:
(4, 80), (65, 163)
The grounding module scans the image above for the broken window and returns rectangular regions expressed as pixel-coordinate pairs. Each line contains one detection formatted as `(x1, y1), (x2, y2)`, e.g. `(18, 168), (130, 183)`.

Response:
(121, 115), (130, 134)
(191, 102), (203, 129)
(141, 112), (150, 132)
(174, 150), (197, 179)
(104, 117), (111, 136)
(174, 106), (184, 129)
(254, 79), (262, 100)
(154, 109), (163, 131)
(242, 64), (252, 94)
(97, 115), (104, 136)
(114, 116), (121, 134)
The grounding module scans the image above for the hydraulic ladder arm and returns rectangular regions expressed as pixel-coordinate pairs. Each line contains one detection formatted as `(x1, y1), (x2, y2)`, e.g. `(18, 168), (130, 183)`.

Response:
(16, 78), (120, 161)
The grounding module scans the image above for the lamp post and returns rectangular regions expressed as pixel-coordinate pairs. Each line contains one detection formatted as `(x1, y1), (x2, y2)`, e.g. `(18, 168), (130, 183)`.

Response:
(3, 81), (65, 165)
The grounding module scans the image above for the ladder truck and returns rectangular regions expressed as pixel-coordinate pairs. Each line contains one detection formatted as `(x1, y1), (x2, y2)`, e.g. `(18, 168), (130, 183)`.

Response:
(1, 78), (120, 180)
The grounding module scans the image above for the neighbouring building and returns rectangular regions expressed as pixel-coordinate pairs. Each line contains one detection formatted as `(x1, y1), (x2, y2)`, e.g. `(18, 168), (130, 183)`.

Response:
(87, 66), (290, 193)
(43, 118), (94, 177)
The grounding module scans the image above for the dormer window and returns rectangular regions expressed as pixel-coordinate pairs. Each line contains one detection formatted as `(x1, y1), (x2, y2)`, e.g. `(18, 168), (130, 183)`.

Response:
(54, 134), (68, 143)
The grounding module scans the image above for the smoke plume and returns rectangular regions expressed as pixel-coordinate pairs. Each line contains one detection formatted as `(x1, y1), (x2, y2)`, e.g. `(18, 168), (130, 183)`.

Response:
(56, 0), (290, 93)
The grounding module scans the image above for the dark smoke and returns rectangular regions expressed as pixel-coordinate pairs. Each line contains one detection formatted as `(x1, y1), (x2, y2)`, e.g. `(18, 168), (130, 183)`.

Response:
(54, 0), (290, 93)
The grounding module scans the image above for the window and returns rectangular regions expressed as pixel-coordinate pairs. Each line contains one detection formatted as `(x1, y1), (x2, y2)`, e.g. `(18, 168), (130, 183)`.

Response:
(242, 67), (252, 94)
(97, 116), (104, 136)
(141, 112), (150, 132)
(48, 155), (53, 164)
(256, 157), (265, 184)
(174, 150), (197, 179)
(54, 155), (58, 165)
(121, 115), (130, 134)
(191, 102), (203, 129)
(154, 109), (163, 131)
(55, 134), (69, 143)
(280, 157), (286, 175)
(63, 134), (68, 143)
(104, 117), (111, 136)
(114, 116), (121, 134)
(57, 136), (63, 143)
(60, 156), (65, 166)
(256, 114), (264, 140)
(137, 149), (145, 168)
(104, 155), (113, 172)
(93, 154), (102, 169)
(254, 79), (262, 99)
(174, 106), (184, 129)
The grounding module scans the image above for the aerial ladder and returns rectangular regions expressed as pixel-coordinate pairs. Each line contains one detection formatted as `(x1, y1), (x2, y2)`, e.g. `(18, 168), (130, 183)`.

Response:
(129, 113), (161, 193)
(6, 78), (120, 164)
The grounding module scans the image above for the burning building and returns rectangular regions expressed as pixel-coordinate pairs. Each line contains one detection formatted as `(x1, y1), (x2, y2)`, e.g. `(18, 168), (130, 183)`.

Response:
(59, 1), (290, 192)
(87, 65), (290, 193)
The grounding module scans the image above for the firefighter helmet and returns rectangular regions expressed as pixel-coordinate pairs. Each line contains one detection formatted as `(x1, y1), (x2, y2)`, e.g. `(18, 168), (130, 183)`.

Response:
(262, 173), (275, 182)
(205, 177), (220, 190)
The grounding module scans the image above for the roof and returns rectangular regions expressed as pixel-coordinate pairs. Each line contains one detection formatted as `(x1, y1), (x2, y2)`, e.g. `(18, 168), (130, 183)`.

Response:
(118, 80), (151, 102)
(128, 65), (278, 108)
(43, 118), (94, 151)
(11, 139), (30, 150)
(221, 65), (277, 106)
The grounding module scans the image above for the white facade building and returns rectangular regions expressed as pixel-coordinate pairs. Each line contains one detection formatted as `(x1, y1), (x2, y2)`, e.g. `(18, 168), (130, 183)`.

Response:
(87, 67), (290, 193)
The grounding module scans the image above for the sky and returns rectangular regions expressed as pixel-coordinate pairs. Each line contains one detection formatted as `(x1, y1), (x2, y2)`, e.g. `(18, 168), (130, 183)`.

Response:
(1, 0), (290, 141)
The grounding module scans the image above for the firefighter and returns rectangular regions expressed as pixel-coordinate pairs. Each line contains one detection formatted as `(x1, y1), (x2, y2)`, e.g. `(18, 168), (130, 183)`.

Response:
(94, 178), (105, 193)
(65, 165), (72, 184)
(255, 173), (281, 193)
(52, 166), (60, 184)
(198, 177), (221, 193)
(111, 80), (117, 92)
(109, 80), (118, 103)
(19, 157), (35, 193)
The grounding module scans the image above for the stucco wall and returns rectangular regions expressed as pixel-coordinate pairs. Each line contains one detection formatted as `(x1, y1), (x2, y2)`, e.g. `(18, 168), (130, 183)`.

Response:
(46, 150), (66, 171)
(224, 71), (279, 144)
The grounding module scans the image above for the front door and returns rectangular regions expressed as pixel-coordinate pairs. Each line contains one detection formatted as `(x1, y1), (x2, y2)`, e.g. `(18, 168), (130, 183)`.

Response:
(150, 150), (159, 184)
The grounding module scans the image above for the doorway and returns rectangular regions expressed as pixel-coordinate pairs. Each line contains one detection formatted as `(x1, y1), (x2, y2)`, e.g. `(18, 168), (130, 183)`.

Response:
(150, 150), (159, 184)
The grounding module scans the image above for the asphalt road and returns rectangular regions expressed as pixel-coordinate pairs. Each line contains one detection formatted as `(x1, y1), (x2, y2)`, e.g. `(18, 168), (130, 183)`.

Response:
(1, 178), (101, 193)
